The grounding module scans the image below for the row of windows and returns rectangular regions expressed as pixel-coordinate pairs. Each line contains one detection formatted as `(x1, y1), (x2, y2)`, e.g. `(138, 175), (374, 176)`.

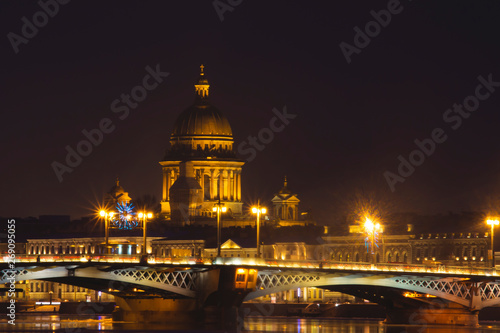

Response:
(209, 253), (258, 258)
(194, 144), (232, 151)
(30, 282), (87, 293)
(331, 252), (408, 263)
(29, 244), (94, 255)
(292, 289), (323, 299)
(414, 247), (486, 258)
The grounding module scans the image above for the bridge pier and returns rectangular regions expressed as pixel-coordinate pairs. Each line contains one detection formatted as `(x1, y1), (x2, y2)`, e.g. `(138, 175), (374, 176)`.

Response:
(112, 297), (242, 329)
(111, 266), (245, 329)
(385, 306), (479, 326)
(112, 297), (203, 326)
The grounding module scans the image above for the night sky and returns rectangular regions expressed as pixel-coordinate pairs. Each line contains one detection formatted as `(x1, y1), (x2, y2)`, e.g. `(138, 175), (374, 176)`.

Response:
(2, 1), (500, 225)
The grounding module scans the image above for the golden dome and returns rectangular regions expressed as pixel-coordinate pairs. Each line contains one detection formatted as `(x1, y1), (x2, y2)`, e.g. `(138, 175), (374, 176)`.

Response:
(171, 104), (233, 138)
(165, 65), (235, 160)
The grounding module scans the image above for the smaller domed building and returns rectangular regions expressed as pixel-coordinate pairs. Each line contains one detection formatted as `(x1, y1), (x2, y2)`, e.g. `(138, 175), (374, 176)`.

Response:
(271, 177), (315, 227)
(104, 178), (132, 207)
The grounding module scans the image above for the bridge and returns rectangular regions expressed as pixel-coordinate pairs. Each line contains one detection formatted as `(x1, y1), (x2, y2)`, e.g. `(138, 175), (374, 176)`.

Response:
(2, 255), (500, 326)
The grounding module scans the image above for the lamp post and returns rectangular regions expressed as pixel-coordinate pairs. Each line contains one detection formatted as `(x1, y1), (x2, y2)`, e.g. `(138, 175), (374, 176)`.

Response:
(99, 210), (114, 254)
(49, 290), (53, 305)
(138, 212), (153, 256)
(213, 198), (227, 257)
(364, 217), (380, 264)
(252, 200), (267, 258)
(487, 219), (499, 269)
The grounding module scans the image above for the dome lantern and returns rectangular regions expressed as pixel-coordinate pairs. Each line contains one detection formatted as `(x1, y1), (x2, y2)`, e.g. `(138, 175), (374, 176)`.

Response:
(194, 64), (209, 100)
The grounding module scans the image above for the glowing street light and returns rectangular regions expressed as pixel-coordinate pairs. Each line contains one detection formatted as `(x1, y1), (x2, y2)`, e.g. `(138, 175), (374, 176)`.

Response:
(252, 200), (267, 258)
(364, 217), (381, 263)
(487, 219), (499, 269)
(213, 198), (227, 257)
(99, 210), (114, 254)
(138, 212), (153, 256)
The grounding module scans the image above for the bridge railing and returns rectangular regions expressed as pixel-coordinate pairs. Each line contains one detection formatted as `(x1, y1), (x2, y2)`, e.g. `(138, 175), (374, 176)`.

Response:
(2, 255), (497, 277)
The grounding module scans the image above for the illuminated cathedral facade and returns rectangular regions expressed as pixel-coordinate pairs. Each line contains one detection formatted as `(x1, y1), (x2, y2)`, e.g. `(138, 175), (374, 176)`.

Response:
(160, 66), (244, 220)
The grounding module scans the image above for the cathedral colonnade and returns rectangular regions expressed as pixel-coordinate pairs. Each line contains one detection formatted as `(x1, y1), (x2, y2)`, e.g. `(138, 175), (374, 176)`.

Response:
(161, 166), (241, 203)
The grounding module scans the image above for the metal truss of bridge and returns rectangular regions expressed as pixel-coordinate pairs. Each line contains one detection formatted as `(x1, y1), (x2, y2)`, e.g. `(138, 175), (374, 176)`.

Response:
(246, 269), (500, 311)
(2, 256), (500, 311)
(1, 265), (201, 298)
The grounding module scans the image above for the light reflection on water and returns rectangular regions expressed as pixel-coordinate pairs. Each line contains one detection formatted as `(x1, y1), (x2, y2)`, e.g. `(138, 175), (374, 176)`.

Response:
(244, 317), (500, 333)
(0, 315), (498, 332)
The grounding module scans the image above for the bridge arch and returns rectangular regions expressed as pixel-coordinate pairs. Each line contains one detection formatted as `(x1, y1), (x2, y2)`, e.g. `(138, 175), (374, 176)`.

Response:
(2, 266), (199, 299)
(244, 271), (500, 310)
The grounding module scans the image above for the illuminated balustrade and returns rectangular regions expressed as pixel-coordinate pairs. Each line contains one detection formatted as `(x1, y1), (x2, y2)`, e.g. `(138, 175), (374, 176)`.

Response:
(2, 255), (498, 277)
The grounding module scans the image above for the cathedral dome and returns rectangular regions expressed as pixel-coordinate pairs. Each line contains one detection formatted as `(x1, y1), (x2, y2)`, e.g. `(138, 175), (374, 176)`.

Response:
(165, 65), (235, 160)
(171, 103), (233, 139)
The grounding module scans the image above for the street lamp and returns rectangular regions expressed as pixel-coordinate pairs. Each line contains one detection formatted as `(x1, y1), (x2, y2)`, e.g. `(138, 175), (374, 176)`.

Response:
(213, 198), (227, 257)
(99, 210), (114, 254)
(138, 212), (153, 256)
(364, 217), (381, 264)
(252, 200), (267, 258)
(487, 219), (499, 269)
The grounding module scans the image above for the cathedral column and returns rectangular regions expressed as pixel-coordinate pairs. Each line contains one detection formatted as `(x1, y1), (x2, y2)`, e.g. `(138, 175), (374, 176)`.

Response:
(200, 168), (205, 201)
(166, 168), (171, 201)
(210, 169), (215, 200)
(236, 171), (241, 201)
(222, 170), (228, 200)
(229, 170), (234, 201)
(233, 170), (237, 201)
(218, 169), (223, 200)
(162, 169), (168, 201)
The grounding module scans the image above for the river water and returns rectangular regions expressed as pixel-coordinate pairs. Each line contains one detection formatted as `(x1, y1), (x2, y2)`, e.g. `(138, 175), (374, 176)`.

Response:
(1, 315), (499, 332)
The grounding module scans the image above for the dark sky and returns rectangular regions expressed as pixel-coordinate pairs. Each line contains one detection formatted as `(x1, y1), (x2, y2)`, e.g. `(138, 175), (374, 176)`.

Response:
(2, 1), (500, 224)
